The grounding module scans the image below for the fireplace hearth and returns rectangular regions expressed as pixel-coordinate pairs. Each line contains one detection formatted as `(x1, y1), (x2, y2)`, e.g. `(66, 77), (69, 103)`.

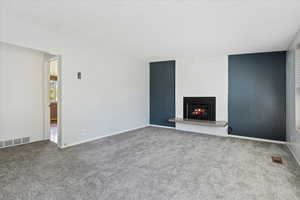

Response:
(183, 97), (216, 121)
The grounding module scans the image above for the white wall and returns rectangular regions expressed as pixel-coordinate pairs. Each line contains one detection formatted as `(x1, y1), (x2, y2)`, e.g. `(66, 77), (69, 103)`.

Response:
(61, 52), (148, 146)
(1, 16), (149, 147)
(0, 42), (45, 142)
(175, 56), (228, 136)
(286, 30), (300, 164)
(176, 56), (228, 121)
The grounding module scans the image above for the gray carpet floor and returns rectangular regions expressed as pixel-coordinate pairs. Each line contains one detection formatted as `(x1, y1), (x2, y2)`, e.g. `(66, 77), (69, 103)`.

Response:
(0, 127), (300, 200)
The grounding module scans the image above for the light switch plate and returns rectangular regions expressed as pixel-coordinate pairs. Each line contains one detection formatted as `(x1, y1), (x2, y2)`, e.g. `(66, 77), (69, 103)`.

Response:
(77, 72), (81, 79)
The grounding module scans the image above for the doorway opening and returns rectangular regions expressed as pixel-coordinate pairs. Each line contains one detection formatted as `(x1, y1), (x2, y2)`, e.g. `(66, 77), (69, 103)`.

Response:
(295, 44), (300, 131)
(46, 56), (61, 145)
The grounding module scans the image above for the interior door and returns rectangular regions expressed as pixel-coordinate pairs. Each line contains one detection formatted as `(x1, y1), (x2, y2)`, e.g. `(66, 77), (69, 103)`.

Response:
(150, 61), (175, 127)
(228, 52), (286, 141)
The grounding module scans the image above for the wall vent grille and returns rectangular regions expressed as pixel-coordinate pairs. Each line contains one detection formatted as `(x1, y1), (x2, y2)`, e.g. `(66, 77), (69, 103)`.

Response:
(0, 137), (31, 148)
(22, 137), (30, 144)
(14, 138), (22, 145)
(5, 140), (13, 147)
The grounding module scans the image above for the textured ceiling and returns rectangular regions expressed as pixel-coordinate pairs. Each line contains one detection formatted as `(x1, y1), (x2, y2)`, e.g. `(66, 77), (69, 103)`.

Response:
(2, 0), (300, 58)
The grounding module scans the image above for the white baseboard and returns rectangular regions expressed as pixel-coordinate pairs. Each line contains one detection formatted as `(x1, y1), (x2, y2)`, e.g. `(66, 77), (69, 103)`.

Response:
(148, 124), (176, 129)
(228, 134), (286, 144)
(287, 144), (300, 167)
(60, 125), (289, 151)
(60, 125), (148, 149)
(149, 125), (286, 145)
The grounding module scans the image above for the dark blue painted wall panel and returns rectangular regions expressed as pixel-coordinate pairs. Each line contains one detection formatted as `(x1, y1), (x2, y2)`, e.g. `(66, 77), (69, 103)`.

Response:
(150, 61), (175, 127)
(228, 52), (286, 141)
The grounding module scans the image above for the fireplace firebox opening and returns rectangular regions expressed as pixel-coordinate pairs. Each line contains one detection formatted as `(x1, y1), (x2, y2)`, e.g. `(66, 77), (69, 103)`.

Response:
(183, 97), (216, 121)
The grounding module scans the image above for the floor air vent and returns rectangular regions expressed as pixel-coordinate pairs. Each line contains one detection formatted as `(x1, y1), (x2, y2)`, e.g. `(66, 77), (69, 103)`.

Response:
(271, 156), (283, 164)
(0, 137), (30, 148)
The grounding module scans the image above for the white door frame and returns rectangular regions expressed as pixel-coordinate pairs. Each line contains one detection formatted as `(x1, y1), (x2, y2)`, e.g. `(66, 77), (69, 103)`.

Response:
(44, 55), (62, 148)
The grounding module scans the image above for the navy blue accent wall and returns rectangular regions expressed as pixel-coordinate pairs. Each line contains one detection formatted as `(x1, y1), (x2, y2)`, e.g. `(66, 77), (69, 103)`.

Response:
(150, 61), (175, 127)
(228, 52), (286, 141)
